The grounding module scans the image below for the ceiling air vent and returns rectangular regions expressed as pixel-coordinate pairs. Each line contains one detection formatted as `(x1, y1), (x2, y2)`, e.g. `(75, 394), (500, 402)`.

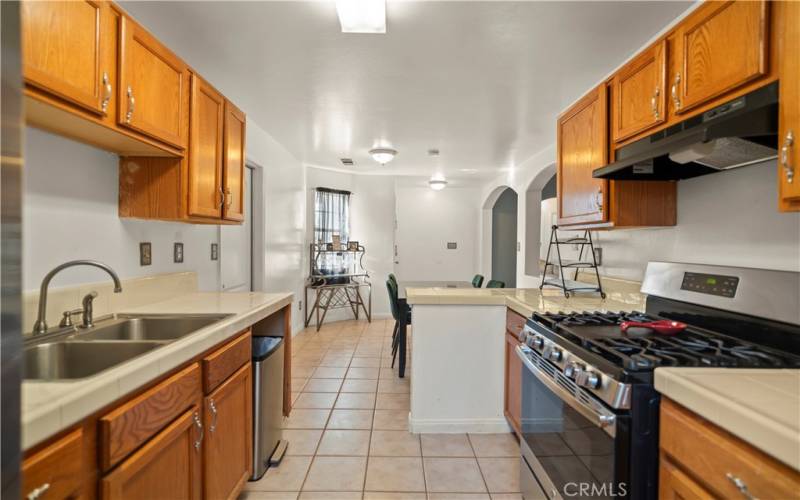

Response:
(340, 158), (354, 166)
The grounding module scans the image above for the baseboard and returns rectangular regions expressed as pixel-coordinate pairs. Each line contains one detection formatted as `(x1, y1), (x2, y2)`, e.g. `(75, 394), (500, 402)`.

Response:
(409, 415), (512, 434)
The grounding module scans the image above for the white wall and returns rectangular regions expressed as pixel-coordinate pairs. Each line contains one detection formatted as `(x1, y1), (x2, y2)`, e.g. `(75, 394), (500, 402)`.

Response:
(395, 181), (482, 282)
(23, 127), (221, 292)
(305, 167), (395, 318)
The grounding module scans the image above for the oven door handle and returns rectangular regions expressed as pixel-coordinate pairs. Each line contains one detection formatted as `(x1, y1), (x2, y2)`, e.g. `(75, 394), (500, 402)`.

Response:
(516, 345), (617, 437)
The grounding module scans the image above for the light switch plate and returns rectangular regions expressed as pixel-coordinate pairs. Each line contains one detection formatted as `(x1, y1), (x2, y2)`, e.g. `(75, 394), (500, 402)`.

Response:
(211, 243), (219, 261)
(139, 242), (152, 266)
(174, 242), (184, 263)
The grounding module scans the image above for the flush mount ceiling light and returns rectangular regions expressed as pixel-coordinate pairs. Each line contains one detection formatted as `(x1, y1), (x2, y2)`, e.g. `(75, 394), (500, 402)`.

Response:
(369, 147), (397, 165)
(429, 177), (448, 191)
(336, 0), (386, 34)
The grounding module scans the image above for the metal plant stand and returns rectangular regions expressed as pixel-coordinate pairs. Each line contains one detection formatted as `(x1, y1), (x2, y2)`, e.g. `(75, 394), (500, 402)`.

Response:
(539, 225), (606, 299)
(304, 243), (372, 331)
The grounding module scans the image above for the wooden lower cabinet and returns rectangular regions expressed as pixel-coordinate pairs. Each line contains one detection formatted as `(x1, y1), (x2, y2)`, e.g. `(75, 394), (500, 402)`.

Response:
(504, 330), (522, 435)
(22, 429), (85, 500)
(203, 363), (253, 500)
(659, 398), (800, 500)
(101, 407), (203, 500)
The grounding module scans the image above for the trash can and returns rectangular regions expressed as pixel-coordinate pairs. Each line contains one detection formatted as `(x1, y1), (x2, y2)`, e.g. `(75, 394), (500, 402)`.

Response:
(251, 336), (287, 480)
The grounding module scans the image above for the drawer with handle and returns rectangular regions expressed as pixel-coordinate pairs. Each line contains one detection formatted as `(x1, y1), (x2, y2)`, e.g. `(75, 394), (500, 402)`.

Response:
(22, 428), (84, 500)
(202, 329), (251, 394)
(660, 398), (800, 500)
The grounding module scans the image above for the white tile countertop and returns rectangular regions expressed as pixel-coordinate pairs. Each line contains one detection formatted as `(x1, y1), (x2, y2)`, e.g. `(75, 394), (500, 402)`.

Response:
(655, 367), (800, 471)
(406, 276), (646, 316)
(22, 291), (293, 450)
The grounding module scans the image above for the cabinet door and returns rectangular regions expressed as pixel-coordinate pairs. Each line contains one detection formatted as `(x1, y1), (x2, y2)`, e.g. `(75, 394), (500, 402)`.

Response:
(557, 85), (608, 226)
(101, 407), (202, 500)
(204, 363), (253, 500)
(673, 1), (769, 114)
(612, 40), (667, 143)
(659, 457), (714, 500)
(188, 74), (225, 219)
(21, 1), (110, 115)
(119, 16), (188, 149)
(22, 429), (84, 500)
(778, 0), (800, 209)
(504, 332), (521, 435)
(223, 101), (246, 222)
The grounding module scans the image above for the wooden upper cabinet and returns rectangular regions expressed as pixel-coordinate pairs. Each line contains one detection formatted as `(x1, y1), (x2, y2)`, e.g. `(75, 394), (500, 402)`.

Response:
(223, 101), (247, 222)
(672, 0), (769, 115)
(188, 74), (225, 219)
(778, 0), (800, 210)
(21, 0), (110, 116)
(203, 363), (253, 500)
(119, 16), (188, 149)
(101, 407), (202, 500)
(557, 85), (608, 226)
(612, 40), (667, 143)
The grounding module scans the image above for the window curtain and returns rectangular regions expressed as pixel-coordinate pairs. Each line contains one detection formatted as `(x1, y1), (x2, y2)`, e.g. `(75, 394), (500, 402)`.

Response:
(314, 188), (350, 244)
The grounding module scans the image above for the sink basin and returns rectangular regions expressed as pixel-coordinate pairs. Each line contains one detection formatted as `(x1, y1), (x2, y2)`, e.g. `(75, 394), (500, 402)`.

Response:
(76, 315), (227, 342)
(24, 341), (162, 380)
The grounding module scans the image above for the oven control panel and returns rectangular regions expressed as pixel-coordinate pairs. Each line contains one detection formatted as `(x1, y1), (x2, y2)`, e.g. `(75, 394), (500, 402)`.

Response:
(680, 272), (739, 298)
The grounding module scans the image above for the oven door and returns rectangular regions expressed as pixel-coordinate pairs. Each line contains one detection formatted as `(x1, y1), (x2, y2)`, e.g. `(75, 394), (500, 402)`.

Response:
(516, 345), (629, 500)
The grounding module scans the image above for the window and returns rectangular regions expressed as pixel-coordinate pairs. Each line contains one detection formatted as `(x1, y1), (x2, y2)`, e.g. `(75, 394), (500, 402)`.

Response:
(314, 188), (351, 244)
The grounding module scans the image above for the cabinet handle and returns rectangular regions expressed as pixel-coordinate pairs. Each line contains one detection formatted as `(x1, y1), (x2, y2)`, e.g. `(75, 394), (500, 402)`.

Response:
(726, 473), (758, 500)
(219, 187), (226, 207)
(651, 86), (660, 120)
(671, 73), (681, 111)
(193, 411), (203, 450)
(26, 483), (50, 500)
(782, 130), (795, 184)
(101, 72), (112, 114)
(224, 188), (232, 208)
(209, 399), (218, 432)
(125, 86), (135, 124)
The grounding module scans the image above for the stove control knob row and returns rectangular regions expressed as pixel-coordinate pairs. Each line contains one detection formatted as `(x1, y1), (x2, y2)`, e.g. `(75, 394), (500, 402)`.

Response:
(548, 347), (563, 362)
(576, 370), (601, 389)
(529, 335), (544, 349)
(564, 361), (584, 379)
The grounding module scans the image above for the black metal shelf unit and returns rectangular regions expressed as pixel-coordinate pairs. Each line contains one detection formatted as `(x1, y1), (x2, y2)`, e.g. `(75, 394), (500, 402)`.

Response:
(539, 225), (606, 299)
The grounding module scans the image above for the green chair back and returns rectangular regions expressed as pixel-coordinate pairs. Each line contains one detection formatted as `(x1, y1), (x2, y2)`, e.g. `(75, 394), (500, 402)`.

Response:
(486, 279), (505, 288)
(472, 274), (484, 288)
(386, 279), (400, 321)
(388, 273), (398, 286)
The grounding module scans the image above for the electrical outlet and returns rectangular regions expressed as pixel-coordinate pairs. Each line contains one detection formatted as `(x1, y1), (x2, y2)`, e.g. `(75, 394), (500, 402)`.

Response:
(139, 242), (152, 266)
(298, 300), (303, 311)
(173, 242), (184, 263)
(210, 243), (219, 261)
(594, 247), (603, 266)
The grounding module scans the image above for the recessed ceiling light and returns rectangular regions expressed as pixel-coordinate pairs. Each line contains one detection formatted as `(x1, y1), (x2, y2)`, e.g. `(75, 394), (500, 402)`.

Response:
(429, 176), (448, 190)
(369, 148), (397, 165)
(336, 0), (386, 34)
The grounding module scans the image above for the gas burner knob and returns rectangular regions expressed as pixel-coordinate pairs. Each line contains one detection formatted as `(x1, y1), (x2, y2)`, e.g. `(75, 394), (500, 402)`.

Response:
(533, 336), (545, 349)
(564, 361), (584, 379)
(577, 370), (601, 389)
(548, 347), (563, 362)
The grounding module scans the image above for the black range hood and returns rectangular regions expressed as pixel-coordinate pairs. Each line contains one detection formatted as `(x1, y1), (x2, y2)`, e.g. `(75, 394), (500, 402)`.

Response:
(593, 82), (779, 181)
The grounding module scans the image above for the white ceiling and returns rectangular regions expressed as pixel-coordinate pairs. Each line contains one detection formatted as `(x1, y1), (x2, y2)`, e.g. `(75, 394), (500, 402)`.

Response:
(122, 1), (692, 179)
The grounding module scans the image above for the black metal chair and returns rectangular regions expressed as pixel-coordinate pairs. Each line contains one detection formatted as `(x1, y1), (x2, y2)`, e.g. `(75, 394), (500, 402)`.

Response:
(472, 274), (484, 288)
(386, 278), (410, 368)
(486, 279), (506, 288)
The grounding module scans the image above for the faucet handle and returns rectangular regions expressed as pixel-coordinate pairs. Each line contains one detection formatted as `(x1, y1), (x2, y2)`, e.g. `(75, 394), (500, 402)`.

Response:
(81, 291), (99, 328)
(59, 308), (84, 328)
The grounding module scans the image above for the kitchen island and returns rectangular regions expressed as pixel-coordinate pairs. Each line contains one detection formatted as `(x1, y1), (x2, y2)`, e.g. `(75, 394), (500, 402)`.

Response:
(405, 278), (644, 433)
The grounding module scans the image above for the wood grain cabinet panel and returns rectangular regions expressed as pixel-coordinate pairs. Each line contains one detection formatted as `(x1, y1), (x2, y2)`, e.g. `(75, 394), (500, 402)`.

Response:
(504, 331), (522, 435)
(658, 456), (714, 500)
(101, 407), (202, 500)
(203, 363), (253, 500)
(100, 363), (201, 471)
(223, 101), (247, 222)
(557, 85), (608, 226)
(22, 429), (84, 500)
(21, 0), (109, 116)
(188, 74), (225, 219)
(672, 0), (769, 115)
(611, 40), (667, 143)
(659, 398), (800, 500)
(203, 329), (251, 393)
(119, 16), (188, 149)
(778, 0), (800, 210)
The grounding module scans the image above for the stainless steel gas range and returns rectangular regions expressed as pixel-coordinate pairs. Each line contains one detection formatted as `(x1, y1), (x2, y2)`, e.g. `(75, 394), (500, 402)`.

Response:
(517, 262), (800, 499)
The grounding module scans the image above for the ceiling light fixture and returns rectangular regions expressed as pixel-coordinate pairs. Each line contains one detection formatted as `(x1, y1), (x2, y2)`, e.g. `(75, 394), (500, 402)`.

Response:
(335, 0), (386, 34)
(369, 147), (397, 165)
(429, 177), (448, 191)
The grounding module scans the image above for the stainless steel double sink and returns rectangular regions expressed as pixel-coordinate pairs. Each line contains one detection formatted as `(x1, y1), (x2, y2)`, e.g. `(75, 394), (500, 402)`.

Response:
(24, 314), (230, 381)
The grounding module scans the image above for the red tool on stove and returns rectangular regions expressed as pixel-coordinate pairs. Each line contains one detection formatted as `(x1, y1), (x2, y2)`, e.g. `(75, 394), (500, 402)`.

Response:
(620, 319), (688, 336)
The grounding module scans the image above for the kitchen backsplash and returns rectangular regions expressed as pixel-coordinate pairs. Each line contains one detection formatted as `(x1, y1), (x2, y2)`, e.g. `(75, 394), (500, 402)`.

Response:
(22, 272), (198, 335)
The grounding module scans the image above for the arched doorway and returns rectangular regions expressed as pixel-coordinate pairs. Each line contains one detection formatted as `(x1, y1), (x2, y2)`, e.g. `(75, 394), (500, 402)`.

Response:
(491, 188), (518, 287)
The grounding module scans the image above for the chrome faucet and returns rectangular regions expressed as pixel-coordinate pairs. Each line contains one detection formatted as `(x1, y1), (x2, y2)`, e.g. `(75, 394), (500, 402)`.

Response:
(32, 260), (122, 335)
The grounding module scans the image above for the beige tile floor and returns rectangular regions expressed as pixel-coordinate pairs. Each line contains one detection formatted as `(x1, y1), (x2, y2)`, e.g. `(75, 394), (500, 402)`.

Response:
(243, 319), (521, 500)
